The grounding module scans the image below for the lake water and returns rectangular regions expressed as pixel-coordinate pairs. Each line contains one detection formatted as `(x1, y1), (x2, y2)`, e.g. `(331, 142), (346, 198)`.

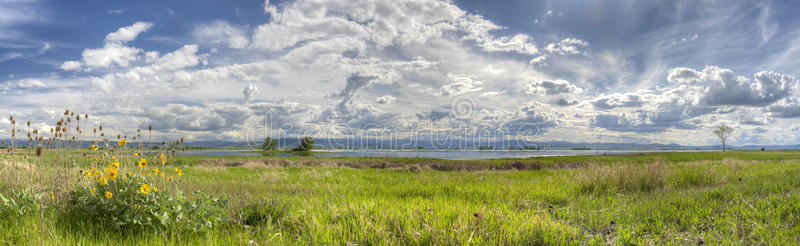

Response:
(178, 149), (715, 160)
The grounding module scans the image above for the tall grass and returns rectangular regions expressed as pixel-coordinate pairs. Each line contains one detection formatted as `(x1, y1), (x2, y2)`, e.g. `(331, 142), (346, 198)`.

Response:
(577, 161), (666, 194)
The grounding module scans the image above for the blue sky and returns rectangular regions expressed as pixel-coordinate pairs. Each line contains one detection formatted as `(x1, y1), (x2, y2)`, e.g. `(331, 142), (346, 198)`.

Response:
(2, 0), (800, 146)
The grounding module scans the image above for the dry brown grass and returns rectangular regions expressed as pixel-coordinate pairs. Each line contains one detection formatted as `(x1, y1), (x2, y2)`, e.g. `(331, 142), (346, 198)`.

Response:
(576, 161), (666, 194)
(197, 158), (548, 172)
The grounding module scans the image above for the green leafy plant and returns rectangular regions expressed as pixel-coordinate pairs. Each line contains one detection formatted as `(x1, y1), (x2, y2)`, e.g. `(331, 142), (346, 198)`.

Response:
(68, 174), (227, 233)
(0, 189), (44, 218)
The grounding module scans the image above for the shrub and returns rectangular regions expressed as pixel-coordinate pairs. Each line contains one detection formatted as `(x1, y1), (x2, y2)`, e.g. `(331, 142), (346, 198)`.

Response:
(68, 143), (226, 233)
(295, 136), (315, 151)
(68, 173), (226, 233)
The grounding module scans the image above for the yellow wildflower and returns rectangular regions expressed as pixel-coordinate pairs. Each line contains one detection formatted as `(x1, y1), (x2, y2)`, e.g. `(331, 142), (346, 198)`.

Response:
(153, 167), (160, 175)
(134, 152), (139, 156)
(90, 145), (98, 151)
(160, 153), (167, 165)
(140, 184), (151, 194)
(168, 175), (175, 181)
(106, 167), (118, 181)
(51, 191), (54, 200)
(110, 160), (120, 168)
(118, 138), (127, 147)
(105, 191), (113, 200)
(175, 168), (183, 176)
(153, 186), (158, 192)
(138, 158), (148, 168)
(98, 176), (108, 186)
(91, 187), (97, 196)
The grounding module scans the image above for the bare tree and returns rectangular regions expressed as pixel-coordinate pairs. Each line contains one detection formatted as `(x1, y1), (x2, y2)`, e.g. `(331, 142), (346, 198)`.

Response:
(713, 124), (734, 152)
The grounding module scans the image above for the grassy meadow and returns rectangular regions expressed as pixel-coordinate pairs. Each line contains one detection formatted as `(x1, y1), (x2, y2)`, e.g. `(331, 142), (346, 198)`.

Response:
(2, 148), (800, 245)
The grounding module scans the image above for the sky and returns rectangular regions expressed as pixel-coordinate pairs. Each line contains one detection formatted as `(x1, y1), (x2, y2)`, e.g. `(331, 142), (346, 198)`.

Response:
(2, 0), (800, 146)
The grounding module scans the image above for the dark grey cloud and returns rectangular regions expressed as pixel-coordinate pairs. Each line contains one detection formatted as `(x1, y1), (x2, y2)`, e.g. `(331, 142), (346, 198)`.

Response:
(766, 98), (800, 118)
(592, 93), (644, 109)
(503, 102), (559, 134)
(668, 67), (797, 106)
(525, 79), (580, 95)
(556, 98), (578, 106)
(334, 74), (376, 116)
(134, 104), (251, 132)
(591, 104), (699, 133)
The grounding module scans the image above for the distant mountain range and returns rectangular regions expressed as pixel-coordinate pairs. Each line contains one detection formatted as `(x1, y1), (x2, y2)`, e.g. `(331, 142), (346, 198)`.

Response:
(186, 138), (800, 151)
(4, 138), (796, 151)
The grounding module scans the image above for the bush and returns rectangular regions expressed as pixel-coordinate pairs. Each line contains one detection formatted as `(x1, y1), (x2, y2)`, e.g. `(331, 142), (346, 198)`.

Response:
(68, 152), (226, 233)
(295, 136), (314, 151)
(68, 174), (227, 233)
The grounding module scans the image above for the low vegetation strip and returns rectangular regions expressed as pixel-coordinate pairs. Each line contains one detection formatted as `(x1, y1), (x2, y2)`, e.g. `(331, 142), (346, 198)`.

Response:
(197, 157), (549, 171)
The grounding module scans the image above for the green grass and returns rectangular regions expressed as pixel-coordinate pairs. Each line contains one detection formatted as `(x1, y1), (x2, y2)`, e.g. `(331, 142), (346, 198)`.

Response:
(2, 151), (800, 244)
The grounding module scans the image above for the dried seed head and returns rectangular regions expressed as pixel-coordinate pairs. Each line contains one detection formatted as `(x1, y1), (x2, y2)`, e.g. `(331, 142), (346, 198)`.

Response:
(85, 114), (88, 119)
(99, 125), (103, 131)
(27, 121), (30, 126)
(64, 110), (69, 115)
(76, 114), (81, 120)
(11, 119), (15, 125)
(117, 134), (120, 139)
(36, 145), (43, 156)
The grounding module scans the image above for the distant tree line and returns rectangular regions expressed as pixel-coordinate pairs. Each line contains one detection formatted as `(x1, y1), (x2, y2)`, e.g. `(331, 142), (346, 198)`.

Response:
(261, 136), (314, 152)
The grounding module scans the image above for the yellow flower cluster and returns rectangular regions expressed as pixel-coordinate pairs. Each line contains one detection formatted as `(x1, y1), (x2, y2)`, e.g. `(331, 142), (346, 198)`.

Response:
(140, 184), (152, 194)
(81, 141), (186, 202)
